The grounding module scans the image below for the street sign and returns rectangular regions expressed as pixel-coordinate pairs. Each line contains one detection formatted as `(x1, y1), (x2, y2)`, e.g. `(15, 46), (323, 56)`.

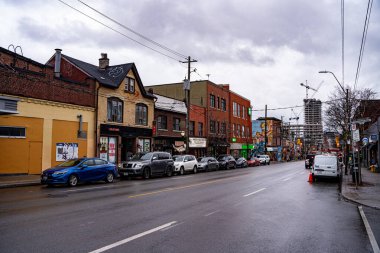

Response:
(362, 137), (369, 145)
(352, 130), (360, 142)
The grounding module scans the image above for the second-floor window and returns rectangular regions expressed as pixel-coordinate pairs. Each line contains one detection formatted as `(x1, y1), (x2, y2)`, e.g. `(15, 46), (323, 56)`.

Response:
(198, 122), (203, 136)
(125, 77), (135, 93)
(221, 122), (226, 134)
(157, 115), (167, 130)
(221, 98), (226, 111)
(242, 106), (246, 119)
(210, 94), (215, 108)
(107, 97), (123, 123)
(173, 118), (181, 131)
(189, 121), (195, 136)
(210, 120), (216, 133)
(242, 125), (245, 137)
(135, 103), (147, 125)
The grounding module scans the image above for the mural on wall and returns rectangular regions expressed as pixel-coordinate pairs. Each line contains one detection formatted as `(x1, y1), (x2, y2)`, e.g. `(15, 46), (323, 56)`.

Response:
(56, 143), (78, 161)
(252, 120), (275, 154)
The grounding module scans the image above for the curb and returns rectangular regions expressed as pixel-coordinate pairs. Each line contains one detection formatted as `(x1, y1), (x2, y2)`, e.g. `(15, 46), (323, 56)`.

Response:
(0, 181), (41, 189)
(341, 191), (380, 210)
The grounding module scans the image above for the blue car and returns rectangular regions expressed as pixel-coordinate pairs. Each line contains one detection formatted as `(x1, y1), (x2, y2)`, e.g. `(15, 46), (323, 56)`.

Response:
(41, 158), (117, 187)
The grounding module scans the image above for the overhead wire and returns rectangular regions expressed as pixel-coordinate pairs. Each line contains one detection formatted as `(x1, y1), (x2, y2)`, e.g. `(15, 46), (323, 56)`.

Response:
(58, 0), (183, 62)
(354, 0), (373, 89)
(77, 0), (188, 60)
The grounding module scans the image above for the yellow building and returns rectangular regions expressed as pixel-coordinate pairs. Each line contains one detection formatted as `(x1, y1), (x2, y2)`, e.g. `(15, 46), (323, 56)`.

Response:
(0, 47), (96, 175)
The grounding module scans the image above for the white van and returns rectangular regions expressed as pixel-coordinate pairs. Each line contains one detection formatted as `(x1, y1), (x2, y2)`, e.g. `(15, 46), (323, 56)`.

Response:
(312, 155), (339, 180)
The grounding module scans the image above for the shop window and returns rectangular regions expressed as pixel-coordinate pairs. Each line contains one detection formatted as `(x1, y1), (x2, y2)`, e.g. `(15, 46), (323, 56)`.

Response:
(135, 103), (148, 126)
(107, 97), (123, 123)
(0, 126), (26, 138)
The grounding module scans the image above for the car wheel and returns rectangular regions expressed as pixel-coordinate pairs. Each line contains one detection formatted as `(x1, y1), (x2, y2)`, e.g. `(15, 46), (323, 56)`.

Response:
(68, 174), (78, 187)
(143, 168), (150, 179)
(205, 165), (208, 172)
(268, 161), (270, 165)
(166, 167), (173, 177)
(193, 166), (197, 174)
(180, 166), (185, 175)
(105, 173), (114, 183)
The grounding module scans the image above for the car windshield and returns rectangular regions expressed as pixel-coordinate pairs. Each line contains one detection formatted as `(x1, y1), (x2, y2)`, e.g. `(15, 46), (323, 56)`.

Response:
(217, 156), (226, 161)
(140, 153), (153, 160)
(131, 153), (145, 161)
(57, 159), (84, 167)
(198, 158), (208, 162)
(237, 158), (244, 162)
(174, 156), (184, 162)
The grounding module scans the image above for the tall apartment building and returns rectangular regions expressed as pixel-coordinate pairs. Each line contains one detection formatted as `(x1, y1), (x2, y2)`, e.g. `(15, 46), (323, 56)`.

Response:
(304, 99), (323, 149)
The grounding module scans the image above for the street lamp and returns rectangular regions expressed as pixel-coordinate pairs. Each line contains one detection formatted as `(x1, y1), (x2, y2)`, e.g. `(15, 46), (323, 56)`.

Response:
(319, 70), (350, 176)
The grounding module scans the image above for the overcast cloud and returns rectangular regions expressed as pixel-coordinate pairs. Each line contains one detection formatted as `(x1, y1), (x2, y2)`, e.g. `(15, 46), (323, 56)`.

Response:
(1, 0), (379, 122)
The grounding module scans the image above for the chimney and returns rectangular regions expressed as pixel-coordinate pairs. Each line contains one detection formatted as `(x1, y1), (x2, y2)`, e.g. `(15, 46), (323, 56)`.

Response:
(54, 48), (62, 78)
(99, 53), (109, 70)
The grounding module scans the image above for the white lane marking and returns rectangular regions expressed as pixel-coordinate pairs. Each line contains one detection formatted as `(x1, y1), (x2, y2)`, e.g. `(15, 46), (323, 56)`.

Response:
(282, 177), (293, 182)
(88, 221), (177, 253)
(160, 221), (184, 231)
(243, 188), (266, 197)
(358, 206), (380, 253)
(65, 185), (116, 192)
(205, 210), (220, 217)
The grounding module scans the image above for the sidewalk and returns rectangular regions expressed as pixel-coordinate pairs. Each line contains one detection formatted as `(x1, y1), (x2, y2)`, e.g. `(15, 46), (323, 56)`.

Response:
(342, 166), (380, 210)
(0, 174), (41, 188)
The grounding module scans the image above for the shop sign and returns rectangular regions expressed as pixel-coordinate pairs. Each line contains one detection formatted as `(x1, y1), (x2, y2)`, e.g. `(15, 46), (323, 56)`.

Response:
(56, 143), (78, 162)
(370, 134), (378, 142)
(189, 138), (207, 148)
(230, 143), (242, 150)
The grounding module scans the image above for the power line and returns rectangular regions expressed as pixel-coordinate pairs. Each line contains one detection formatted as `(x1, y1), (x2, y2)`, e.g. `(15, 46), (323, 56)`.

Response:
(58, 0), (183, 62)
(354, 0), (373, 89)
(77, 0), (188, 60)
(341, 0), (344, 88)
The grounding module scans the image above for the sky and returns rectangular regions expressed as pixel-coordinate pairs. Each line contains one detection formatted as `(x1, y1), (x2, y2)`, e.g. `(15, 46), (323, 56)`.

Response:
(1, 0), (379, 124)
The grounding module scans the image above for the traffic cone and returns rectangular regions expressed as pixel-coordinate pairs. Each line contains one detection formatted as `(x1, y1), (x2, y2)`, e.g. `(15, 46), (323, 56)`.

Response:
(308, 173), (313, 183)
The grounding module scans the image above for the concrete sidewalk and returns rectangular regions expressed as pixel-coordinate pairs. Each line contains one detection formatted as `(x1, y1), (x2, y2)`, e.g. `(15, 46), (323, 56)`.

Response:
(0, 174), (41, 188)
(342, 166), (380, 210)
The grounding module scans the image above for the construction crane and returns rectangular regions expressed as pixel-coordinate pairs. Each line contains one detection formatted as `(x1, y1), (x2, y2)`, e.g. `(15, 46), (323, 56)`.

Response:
(300, 80), (317, 99)
(289, 109), (300, 140)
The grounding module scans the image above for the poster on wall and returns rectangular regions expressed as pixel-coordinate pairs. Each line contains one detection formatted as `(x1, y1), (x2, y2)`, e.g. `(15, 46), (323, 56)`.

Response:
(99, 137), (108, 160)
(56, 143), (78, 162)
(108, 137), (117, 163)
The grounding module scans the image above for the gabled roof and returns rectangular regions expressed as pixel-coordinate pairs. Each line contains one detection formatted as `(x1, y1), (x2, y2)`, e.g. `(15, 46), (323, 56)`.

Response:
(61, 54), (154, 99)
(155, 94), (187, 114)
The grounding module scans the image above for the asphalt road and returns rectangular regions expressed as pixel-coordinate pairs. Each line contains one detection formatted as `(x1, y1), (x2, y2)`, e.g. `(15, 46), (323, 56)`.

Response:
(0, 161), (378, 253)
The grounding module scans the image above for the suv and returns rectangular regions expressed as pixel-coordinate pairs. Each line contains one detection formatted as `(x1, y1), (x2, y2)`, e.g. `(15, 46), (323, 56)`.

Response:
(305, 154), (316, 169)
(217, 155), (236, 169)
(118, 152), (174, 179)
(173, 155), (198, 175)
(256, 155), (270, 165)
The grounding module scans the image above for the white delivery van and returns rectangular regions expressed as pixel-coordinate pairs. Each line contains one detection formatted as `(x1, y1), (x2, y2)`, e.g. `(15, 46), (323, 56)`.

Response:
(312, 155), (339, 181)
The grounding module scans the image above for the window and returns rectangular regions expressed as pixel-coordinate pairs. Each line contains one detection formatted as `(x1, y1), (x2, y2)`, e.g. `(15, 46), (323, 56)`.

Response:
(173, 118), (181, 131)
(237, 104), (240, 117)
(216, 121), (219, 134)
(107, 97), (123, 123)
(237, 125), (241, 137)
(210, 120), (216, 133)
(189, 121), (195, 136)
(217, 97), (220, 109)
(135, 103), (148, 125)
(157, 115), (167, 130)
(221, 98), (226, 111)
(242, 106), (246, 119)
(0, 126), (26, 138)
(232, 124), (235, 137)
(95, 159), (107, 165)
(210, 94), (215, 108)
(221, 122), (226, 134)
(233, 102), (237, 116)
(125, 77), (135, 93)
(198, 122), (203, 136)
(242, 125), (245, 137)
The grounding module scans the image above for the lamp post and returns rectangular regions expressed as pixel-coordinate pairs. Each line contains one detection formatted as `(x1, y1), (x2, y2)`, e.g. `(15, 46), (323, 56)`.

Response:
(180, 131), (185, 154)
(319, 70), (350, 176)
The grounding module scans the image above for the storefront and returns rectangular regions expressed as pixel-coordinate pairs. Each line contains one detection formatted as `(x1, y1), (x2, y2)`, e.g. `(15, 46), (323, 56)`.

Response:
(99, 124), (152, 164)
(230, 143), (253, 159)
(189, 137), (207, 157)
(208, 138), (230, 157)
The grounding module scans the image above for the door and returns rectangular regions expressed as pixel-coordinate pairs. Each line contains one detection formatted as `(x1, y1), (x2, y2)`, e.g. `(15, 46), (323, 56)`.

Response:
(28, 141), (42, 174)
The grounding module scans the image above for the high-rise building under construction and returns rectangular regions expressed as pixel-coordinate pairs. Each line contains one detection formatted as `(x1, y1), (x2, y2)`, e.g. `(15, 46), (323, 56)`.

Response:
(304, 99), (323, 149)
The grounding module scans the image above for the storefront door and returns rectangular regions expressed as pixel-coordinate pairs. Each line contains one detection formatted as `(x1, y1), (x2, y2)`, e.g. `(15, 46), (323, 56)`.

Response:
(99, 136), (118, 164)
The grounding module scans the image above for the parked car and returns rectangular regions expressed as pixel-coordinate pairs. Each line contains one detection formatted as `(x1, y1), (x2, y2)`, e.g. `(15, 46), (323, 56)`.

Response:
(119, 152), (146, 170)
(197, 157), (219, 172)
(312, 154), (339, 181)
(256, 155), (270, 165)
(41, 158), (117, 187)
(118, 152), (174, 179)
(305, 154), (316, 169)
(217, 155), (236, 169)
(236, 157), (248, 168)
(174, 155), (198, 175)
(247, 157), (261, 167)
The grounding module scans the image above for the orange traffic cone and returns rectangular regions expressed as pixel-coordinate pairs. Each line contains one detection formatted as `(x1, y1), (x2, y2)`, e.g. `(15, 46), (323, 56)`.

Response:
(308, 173), (313, 183)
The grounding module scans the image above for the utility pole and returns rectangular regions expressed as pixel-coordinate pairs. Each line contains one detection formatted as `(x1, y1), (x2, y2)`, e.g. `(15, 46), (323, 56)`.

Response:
(345, 88), (349, 175)
(264, 104), (267, 155)
(181, 56), (197, 154)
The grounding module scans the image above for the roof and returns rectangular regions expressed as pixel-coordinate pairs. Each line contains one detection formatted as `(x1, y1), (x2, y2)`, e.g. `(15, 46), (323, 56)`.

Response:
(61, 54), (154, 99)
(155, 94), (187, 114)
(0, 47), (45, 68)
(257, 117), (282, 121)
